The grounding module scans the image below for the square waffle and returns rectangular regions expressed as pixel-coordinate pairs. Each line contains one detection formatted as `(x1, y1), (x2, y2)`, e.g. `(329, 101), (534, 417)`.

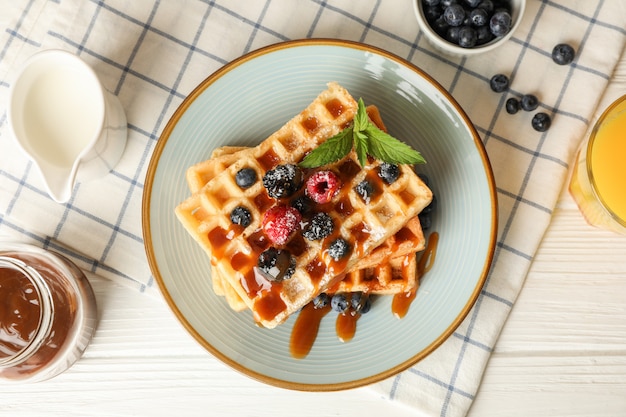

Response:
(188, 146), (426, 312)
(175, 82), (433, 328)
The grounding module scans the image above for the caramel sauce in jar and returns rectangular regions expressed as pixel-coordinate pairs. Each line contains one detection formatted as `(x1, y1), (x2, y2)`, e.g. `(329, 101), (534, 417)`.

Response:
(0, 243), (97, 383)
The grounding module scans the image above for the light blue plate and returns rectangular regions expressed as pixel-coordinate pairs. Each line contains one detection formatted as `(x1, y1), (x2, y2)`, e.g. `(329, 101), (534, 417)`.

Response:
(143, 40), (497, 391)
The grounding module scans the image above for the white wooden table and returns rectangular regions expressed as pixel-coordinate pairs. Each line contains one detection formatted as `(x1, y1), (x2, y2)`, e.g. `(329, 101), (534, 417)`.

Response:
(3, 27), (626, 417)
(2, 182), (624, 417)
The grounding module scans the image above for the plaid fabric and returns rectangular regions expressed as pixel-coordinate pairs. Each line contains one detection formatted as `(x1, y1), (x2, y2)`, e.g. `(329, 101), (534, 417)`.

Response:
(1, 1), (624, 416)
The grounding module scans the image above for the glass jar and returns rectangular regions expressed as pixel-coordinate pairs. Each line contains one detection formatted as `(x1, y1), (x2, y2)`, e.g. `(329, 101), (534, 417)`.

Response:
(0, 242), (97, 383)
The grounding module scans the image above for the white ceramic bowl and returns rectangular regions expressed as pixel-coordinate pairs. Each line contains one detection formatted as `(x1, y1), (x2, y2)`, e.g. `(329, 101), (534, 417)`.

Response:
(414, 0), (526, 56)
(143, 39), (498, 390)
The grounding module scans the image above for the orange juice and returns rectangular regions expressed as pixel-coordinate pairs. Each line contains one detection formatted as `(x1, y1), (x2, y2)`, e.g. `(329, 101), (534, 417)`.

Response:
(570, 95), (626, 234)
(590, 101), (626, 219)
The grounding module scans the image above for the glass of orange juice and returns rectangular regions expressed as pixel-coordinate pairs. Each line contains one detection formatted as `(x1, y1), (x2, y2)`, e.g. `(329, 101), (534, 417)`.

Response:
(569, 95), (626, 235)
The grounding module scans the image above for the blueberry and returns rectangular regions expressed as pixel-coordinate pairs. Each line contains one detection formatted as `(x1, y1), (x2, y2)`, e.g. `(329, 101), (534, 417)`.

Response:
(421, 194), (437, 215)
(424, 5), (443, 22)
(431, 16), (450, 36)
(235, 168), (257, 189)
(443, 4), (466, 26)
(552, 43), (576, 65)
(489, 73), (509, 93)
(355, 180), (374, 203)
(440, 0), (458, 7)
(417, 173), (430, 187)
(312, 293), (330, 309)
(257, 247), (296, 282)
(458, 26), (477, 48)
(378, 162), (400, 184)
(330, 293), (349, 313)
(290, 195), (313, 216)
(464, 0), (481, 6)
(505, 97), (520, 114)
(419, 212), (432, 230)
(469, 8), (488, 26)
(302, 212), (334, 241)
(423, 0), (441, 6)
(328, 238), (350, 261)
(262, 164), (303, 199)
(350, 292), (372, 314)
(520, 94), (539, 111)
(477, 0), (494, 13)
(446, 26), (462, 43)
(489, 10), (511, 37)
(475, 25), (493, 44)
(230, 206), (251, 227)
(531, 112), (551, 132)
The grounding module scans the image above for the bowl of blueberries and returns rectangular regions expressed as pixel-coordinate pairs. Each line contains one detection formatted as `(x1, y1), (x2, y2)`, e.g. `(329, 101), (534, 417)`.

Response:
(415, 0), (526, 56)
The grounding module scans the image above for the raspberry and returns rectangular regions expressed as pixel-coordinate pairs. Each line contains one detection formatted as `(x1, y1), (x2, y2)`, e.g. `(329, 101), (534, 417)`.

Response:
(262, 164), (303, 199)
(262, 205), (302, 245)
(257, 247), (296, 282)
(305, 171), (341, 204)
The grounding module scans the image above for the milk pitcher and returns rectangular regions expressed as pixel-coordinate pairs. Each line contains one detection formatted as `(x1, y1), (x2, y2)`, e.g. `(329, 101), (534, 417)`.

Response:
(7, 49), (127, 203)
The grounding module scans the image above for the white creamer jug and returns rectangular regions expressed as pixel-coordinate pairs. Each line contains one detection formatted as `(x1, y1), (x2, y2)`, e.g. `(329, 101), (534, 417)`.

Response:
(8, 49), (127, 203)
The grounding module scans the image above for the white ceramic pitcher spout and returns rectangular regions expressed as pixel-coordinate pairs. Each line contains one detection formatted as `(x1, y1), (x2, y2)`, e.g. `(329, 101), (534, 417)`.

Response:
(7, 49), (127, 203)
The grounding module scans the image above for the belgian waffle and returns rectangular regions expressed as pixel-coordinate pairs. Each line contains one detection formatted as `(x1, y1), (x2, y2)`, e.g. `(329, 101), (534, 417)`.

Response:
(175, 82), (433, 328)
(188, 145), (426, 307)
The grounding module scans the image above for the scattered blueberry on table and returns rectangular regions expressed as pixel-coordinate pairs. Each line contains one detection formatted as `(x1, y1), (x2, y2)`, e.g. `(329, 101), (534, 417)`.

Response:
(531, 112), (552, 132)
(490, 73), (510, 92)
(520, 94), (539, 111)
(505, 97), (520, 114)
(552, 43), (576, 65)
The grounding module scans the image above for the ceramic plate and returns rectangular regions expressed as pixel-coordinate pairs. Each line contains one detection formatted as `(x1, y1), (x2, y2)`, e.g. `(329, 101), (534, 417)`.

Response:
(143, 39), (497, 391)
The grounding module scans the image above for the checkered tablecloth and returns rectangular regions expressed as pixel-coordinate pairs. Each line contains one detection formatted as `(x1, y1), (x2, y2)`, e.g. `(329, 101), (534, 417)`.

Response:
(1, 1), (625, 416)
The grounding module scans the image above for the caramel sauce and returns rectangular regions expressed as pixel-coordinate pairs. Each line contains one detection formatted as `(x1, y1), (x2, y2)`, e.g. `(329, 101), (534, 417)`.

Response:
(258, 148), (279, 171)
(334, 196), (354, 216)
(289, 303), (331, 359)
(253, 192), (274, 213)
(305, 256), (327, 286)
(253, 285), (286, 322)
(301, 116), (319, 133)
(399, 190), (415, 205)
(247, 229), (270, 253)
(0, 252), (80, 380)
(325, 98), (345, 119)
(392, 232), (439, 318)
(336, 312), (359, 342)
(0, 267), (41, 358)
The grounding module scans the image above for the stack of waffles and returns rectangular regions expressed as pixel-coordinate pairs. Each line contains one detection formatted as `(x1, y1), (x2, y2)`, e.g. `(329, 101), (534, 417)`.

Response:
(175, 82), (432, 328)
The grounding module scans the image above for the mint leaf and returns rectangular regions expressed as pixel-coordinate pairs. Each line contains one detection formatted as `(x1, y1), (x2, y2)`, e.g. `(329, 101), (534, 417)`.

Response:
(298, 97), (426, 168)
(353, 130), (369, 168)
(353, 98), (369, 132)
(365, 125), (426, 165)
(299, 127), (353, 168)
